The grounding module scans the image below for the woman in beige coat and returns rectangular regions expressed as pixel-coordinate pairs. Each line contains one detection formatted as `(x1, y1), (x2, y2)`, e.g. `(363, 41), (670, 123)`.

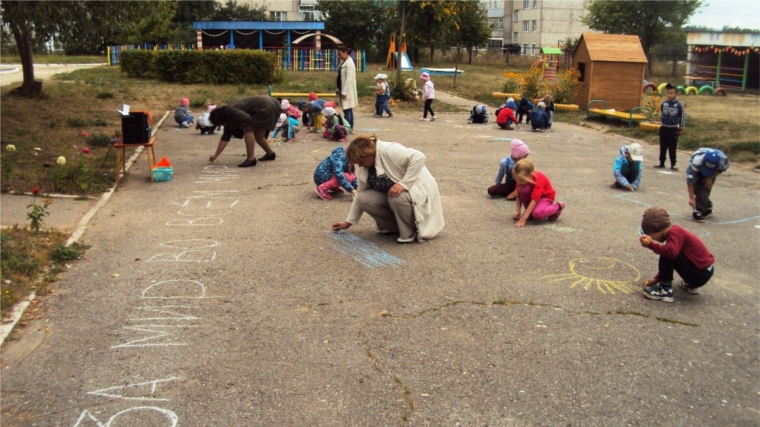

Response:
(337, 45), (358, 129)
(331, 135), (444, 243)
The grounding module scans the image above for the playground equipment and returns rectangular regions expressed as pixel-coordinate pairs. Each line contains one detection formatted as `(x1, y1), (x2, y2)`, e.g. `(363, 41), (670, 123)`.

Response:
(641, 81), (728, 96)
(534, 47), (562, 80)
(420, 67), (463, 76)
(386, 35), (413, 71)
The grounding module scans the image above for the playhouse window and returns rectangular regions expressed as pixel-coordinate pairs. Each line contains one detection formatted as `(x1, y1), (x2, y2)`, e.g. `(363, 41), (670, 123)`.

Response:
(578, 62), (586, 82)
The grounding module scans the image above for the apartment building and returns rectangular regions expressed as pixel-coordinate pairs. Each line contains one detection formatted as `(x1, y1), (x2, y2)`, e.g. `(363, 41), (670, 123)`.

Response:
(508, 0), (590, 55)
(237, 0), (321, 22)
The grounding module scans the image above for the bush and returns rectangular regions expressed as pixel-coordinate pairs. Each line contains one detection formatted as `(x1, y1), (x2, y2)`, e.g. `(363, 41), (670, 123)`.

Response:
(96, 91), (114, 99)
(120, 50), (281, 85)
(521, 64), (543, 99)
(120, 50), (157, 78)
(549, 68), (580, 104)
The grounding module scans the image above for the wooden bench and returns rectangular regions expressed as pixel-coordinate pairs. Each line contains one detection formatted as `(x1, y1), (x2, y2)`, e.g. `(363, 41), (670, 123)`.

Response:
(268, 85), (337, 98)
(587, 100), (651, 128)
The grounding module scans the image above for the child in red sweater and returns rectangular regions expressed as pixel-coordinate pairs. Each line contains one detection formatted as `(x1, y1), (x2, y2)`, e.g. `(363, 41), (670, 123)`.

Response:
(496, 106), (521, 130)
(511, 159), (565, 227)
(639, 206), (714, 302)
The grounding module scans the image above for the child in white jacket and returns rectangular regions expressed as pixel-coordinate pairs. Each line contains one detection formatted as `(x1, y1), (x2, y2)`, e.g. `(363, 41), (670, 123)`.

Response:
(420, 72), (435, 122)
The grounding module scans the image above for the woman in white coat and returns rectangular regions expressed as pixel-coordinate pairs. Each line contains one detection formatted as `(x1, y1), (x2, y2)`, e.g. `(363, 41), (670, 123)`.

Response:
(337, 45), (358, 129)
(331, 134), (444, 243)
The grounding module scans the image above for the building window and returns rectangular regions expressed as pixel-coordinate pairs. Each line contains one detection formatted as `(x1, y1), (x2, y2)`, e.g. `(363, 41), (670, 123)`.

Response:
(523, 0), (530, 9)
(532, 20), (537, 31)
(513, 32), (519, 43)
(578, 62), (586, 82)
(270, 11), (287, 21)
(523, 21), (529, 32)
(490, 39), (504, 49)
(495, 0), (503, 8)
(513, 10), (520, 21)
(531, 43), (536, 55)
(522, 43), (528, 55)
(533, 0), (538, 8)
(494, 19), (503, 30)
(299, 6), (315, 21)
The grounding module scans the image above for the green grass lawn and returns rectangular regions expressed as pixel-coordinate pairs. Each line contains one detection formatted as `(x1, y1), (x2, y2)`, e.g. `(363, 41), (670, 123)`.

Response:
(0, 54), (108, 64)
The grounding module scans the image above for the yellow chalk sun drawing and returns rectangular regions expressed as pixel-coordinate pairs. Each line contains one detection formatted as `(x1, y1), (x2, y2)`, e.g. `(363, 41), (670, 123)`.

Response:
(543, 257), (642, 295)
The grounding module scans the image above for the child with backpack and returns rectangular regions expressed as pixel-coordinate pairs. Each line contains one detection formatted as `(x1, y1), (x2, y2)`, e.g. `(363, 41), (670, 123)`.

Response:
(174, 97), (194, 128)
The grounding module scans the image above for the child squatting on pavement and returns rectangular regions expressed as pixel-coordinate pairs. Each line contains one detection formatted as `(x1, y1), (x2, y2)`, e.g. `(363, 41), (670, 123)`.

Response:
(639, 206), (715, 303)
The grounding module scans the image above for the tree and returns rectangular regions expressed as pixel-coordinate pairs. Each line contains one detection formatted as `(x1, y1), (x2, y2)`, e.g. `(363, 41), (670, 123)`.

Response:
(1, 1), (152, 96)
(210, 0), (267, 22)
(583, 0), (701, 75)
(315, 0), (388, 52)
(440, 1), (490, 86)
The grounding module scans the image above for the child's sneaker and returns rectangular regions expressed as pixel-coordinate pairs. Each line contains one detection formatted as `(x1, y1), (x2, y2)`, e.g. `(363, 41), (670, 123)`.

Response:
(692, 211), (705, 223)
(388, 113), (393, 118)
(548, 202), (565, 221)
(670, 165), (679, 171)
(338, 137), (347, 142)
(679, 280), (701, 295)
(315, 185), (332, 200)
(653, 164), (666, 169)
(430, 116), (435, 121)
(181, 121), (190, 128)
(643, 283), (674, 302)
(373, 114), (381, 118)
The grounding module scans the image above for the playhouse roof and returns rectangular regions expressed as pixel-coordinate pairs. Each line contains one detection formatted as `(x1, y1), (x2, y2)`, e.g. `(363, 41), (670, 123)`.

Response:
(576, 33), (647, 63)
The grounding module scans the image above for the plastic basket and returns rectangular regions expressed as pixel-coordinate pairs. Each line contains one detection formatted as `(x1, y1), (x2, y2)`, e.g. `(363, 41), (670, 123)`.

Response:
(151, 166), (173, 182)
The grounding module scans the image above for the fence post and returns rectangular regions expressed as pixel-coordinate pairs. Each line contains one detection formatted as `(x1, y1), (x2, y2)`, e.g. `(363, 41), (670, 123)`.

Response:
(741, 52), (749, 91)
(715, 50), (722, 87)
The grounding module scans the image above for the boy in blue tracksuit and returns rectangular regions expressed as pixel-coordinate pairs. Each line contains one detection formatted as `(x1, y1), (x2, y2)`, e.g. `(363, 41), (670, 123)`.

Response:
(611, 143), (644, 191)
(686, 147), (729, 222)
(529, 102), (549, 131)
(656, 83), (686, 171)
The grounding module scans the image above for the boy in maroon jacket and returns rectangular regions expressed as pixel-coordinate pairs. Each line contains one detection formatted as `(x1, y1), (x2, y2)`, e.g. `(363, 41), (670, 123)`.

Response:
(639, 206), (714, 302)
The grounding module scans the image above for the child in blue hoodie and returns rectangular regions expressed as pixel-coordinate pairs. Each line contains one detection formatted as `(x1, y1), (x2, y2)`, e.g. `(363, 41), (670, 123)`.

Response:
(530, 102), (550, 131)
(611, 143), (644, 191)
(314, 146), (358, 200)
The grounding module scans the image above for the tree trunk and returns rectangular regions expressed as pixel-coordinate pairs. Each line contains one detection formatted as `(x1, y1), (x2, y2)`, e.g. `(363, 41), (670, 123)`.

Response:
(413, 47), (419, 64)
(453, 45), (461, 88)
(467, 46), (472, 64)
(10, 22), (40, 97)
(395, 5), (413, 94)
(430, 44), (434, 62)
(671, 54), (678, 77)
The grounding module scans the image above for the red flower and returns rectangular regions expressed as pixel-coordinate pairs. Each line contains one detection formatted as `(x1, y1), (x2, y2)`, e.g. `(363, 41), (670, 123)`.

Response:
(80, 131), (90, 138)
(32, 186), (40, 195)
(82, 147), (91, 154)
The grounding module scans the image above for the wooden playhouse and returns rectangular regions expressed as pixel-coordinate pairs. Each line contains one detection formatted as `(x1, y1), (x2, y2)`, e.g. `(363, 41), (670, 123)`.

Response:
(572, 33), (647, 112)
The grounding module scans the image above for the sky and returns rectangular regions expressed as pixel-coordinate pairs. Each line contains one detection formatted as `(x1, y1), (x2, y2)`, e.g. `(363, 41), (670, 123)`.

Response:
(687, 0), (760, 29)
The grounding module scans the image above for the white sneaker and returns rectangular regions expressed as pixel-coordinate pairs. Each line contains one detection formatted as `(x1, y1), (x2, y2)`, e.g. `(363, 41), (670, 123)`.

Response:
(397, 233), (416, 244)
(679, 280), (701, 295)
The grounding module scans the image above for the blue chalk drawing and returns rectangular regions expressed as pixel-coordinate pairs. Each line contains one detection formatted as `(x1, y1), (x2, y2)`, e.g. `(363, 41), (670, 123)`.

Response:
(357, 128), (382, 132)
(490, 137), (514, 142)
(326, 232), (403, 268)
(613, 193), (760, 225)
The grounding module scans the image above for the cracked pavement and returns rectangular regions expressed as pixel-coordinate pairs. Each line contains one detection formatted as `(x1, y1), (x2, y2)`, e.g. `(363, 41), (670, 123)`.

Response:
(1, 104), (759, 426)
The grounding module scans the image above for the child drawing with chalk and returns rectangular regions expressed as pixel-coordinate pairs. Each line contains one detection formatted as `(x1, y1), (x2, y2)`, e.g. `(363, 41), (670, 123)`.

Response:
(511, 159), (565, 227)
(639, 206), (714, 302)
(487, 139), (529, 199)
(611, 143), (644, 191)
(314, 146), (357, 200)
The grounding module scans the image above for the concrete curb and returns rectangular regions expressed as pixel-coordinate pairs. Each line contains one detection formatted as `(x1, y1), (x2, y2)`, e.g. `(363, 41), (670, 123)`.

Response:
(0, 110), (170, 346)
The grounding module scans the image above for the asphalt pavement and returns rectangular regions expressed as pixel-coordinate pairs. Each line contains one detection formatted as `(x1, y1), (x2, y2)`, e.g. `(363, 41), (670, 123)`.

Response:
(1, 98), (759, 426)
